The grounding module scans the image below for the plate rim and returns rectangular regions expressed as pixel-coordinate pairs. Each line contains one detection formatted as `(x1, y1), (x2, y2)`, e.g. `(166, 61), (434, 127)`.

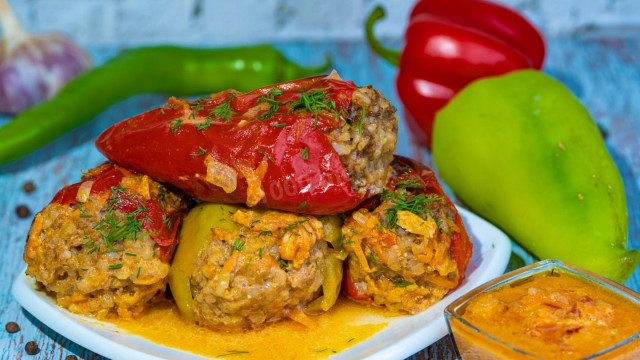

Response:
(12, 207), (511, 360)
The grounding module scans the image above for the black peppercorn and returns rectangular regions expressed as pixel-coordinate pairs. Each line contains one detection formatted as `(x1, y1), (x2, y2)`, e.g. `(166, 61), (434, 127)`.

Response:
(16, 205), (31, 219)
(25, 341), (39, 355)
(22, 181), (36, 193)
(5, 322), (19, 333)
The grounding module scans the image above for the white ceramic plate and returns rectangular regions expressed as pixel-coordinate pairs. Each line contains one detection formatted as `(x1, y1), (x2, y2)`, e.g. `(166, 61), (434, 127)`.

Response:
(12, 207), (511, 360)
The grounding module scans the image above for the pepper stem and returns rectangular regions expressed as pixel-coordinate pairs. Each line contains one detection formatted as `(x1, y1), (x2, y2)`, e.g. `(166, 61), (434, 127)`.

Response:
(365, 6), (400, 67)
(0, 0), (30, 55)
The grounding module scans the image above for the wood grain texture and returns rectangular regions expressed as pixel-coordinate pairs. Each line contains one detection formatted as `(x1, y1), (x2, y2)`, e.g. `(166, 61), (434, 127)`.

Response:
(0, 38), (638, 360)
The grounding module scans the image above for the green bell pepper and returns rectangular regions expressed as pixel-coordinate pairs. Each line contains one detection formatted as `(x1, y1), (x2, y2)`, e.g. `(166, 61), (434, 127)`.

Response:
(433, 69), (639, 283)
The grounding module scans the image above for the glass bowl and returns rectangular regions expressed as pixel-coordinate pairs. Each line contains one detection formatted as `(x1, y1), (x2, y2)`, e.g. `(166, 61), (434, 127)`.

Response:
(444, 260), (640, 360)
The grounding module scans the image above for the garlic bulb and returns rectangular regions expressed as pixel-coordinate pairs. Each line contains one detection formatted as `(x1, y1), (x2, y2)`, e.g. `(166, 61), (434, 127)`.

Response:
(0, 0), (91, 114)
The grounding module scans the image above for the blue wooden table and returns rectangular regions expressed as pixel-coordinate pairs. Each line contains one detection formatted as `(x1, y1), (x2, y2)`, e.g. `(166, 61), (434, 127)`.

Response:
(0, 39), (638, 359)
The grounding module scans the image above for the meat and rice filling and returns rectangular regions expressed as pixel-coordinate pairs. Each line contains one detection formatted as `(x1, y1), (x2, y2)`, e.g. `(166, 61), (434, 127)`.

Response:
(190, 208), (327, 329)
(24, 164), (187, 318)
(327, 84), (398, 197)
(342, 187), (461, 314)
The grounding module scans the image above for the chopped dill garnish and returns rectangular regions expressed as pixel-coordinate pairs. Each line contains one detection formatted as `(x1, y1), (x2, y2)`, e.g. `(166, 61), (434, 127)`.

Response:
(189, 146), (207, 156)
(284, 218), (309, 232)
(210, 97), (237, 123)
(79, 213), (92, 218)
(394, 177), (426, 190)
(297, 201), (307, 209)
(270, 122), (288, 128)
(157, 186), (167, 210)
(188, 98), (204, 119)
(290, 87), (335, 114)
(370, 252), (376, 263)
(246, 257), (253, 270)
(125, 252), (137, 256)
(390, 279), (414, 287)
(278, 257), (289, 269)
(230, 239), (246, 252)
(196, 117), (214, 130)
(255, 87), (284, 120)
(259, 231), (272, 237)
(257, 149), (275, 162)
(163, 216), (173, 230)
(109, 264), (123, 270)
(92, 186), (151, 253)
(136, 267), (141, 278)
(169, 118), (182, 133)
(300, 146), (309, 160)
(358, 107), (365, 133)
(258, 246), (264, 258)
(381, 190), (443, 230)
(349, 227), (362, 235)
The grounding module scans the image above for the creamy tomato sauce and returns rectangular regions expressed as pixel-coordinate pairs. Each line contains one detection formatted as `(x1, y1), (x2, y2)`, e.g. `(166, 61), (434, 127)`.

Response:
(456, 270), (640, 359)
(107, 297), (392, 359)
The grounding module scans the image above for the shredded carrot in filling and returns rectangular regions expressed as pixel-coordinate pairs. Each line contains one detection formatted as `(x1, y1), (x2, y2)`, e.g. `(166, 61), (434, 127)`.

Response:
(167, 96), (190, 111)
(229, 209), (324, 269)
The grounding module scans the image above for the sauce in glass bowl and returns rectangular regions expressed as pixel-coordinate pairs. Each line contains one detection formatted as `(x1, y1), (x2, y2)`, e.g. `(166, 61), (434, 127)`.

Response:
(445, 260), (640, 360)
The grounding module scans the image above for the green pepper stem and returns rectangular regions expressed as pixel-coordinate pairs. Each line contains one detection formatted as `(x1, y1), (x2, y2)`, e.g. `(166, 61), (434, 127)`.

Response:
(365, 6), (400, 67)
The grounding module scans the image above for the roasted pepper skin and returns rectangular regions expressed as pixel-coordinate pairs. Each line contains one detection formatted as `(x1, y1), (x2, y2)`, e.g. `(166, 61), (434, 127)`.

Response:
(0, 45), (330, 165)
(366, 1), (545, 147)
(97, 75), (364, 215)
(433, 70), (639, 283)
(51, 163), (186, 262)
(342, 155), (473, 302)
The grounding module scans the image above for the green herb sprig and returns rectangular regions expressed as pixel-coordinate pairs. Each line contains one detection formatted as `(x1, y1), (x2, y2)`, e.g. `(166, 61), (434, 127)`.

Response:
(255, 87), (284, 120)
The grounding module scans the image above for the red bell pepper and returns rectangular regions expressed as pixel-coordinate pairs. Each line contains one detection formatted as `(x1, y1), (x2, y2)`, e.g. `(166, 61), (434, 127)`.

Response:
(52, 163), (187, 261)
(342, 155), (473, 302)
(96, 75), (370, 215)
(366, 0), (545, 147)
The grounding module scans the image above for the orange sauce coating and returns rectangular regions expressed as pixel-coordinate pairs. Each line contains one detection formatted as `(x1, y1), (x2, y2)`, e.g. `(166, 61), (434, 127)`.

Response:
(107, 297), (392, 359)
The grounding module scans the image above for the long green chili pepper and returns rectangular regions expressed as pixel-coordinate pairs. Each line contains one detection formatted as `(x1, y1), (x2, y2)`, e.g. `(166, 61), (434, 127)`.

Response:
(0, 45), (331, 165)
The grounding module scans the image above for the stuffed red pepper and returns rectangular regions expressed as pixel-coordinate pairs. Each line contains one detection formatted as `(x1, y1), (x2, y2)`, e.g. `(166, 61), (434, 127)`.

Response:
(96, 72), (398, 215)
(24, 163), (188, 318)
(341, 155), (472, 313)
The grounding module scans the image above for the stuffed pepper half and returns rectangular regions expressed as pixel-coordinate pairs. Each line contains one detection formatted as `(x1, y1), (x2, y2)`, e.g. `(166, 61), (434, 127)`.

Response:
(169, 203), (344, 330)
(23, 163), (188, 318)
(96, 72), (398, 215)
(341, 156), (472, 313)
